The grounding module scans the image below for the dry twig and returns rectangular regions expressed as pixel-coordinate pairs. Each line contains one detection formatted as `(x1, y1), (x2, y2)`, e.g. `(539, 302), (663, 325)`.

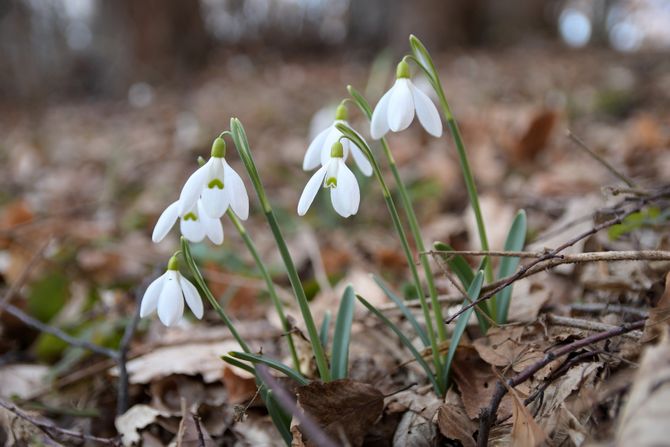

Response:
(476, 318), (646, 446)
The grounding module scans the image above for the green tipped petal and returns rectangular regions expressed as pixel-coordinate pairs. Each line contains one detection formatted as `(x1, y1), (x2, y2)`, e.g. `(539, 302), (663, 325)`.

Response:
(211, 137), (226, 158)
(396, 60), (410, 79)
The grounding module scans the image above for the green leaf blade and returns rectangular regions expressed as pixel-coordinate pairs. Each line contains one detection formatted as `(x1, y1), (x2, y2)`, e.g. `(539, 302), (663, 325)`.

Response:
(330, 286), (356, 380)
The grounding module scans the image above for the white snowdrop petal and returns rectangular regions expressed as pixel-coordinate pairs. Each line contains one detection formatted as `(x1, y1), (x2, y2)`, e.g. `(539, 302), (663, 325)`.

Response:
(411, 84), (443, 137)
(297, 164), (328, 216)
(336, 160), (360, 216)
(223, 161), (250, 220)
(331, 187), (350, 218)
(320, 125), (347, 166)
(197, 200), (223, 244)
(349, 144), (372, 177)
(152, 201), (180, 243)
(179, 276), (204, 319)
(157, 272), (184, 326)
(180, 215), (206, 243)
(388, 79), (415, 132)
(139, 273), (166, 317)
(370, 88), (393, 139)
(178, 161), (211, 215)
(303, 127), (330, 170)
(201, 186), (229, 219)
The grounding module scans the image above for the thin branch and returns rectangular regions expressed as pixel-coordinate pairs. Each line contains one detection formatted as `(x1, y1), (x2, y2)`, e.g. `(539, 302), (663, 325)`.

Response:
(570, 302), (648, 319)
(2, 303), (118, 359)
(446, 192), (669, 325)
(567, 130), (636, 187)
(476, 318), (646, 447)
(546, 314), (643, 340)
(428, 249), (670, 262)
(0, 398), (120, 446)
(116, 282), (146, 415)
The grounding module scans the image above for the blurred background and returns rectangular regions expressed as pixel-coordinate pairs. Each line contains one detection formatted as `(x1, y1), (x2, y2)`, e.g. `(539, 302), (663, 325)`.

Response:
(0, 0), (669, 441)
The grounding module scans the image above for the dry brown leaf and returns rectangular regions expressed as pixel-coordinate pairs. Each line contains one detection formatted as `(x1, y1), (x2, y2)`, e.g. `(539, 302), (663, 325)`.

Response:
(115, 404), (169, 446)
(113, 340), (239, 384)
(437, 390), (476, 447)
(641, 271), (670, 342)
(222, 363), (258, 405)
(505, 383), (546, 447)
(616, 333), (670, 446)
(174, 399), (216, 447)
(295, 379), (383, 447)
(511, 109), (558, 164)
(390, 390), (442, 447)
(0, 364), (49, 399)
(451, 346), (513, 420)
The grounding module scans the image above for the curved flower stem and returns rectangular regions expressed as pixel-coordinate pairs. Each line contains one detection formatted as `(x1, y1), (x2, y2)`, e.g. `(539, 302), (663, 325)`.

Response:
(227, 209), (302, 373)
(380, 139), (446, 342)
(346, 85), (446, 343)
(336, 123), (444, 389)
(180, 237), (250, 353)
(230, 118), (331, 382)
(407, 36), (495, 313)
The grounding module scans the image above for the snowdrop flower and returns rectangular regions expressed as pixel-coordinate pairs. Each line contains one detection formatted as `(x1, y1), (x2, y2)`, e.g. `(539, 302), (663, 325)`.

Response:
(303, 104), (373, 176)
(298, 141), (360, 218)
(152, 198), (223, 245)
(370, 60), (442, 139)
(140, 255), (204, 326)
(178, 137), (249, 220)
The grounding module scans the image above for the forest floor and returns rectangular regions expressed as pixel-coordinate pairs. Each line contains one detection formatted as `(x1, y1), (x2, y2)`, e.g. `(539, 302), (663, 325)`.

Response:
(1, 45), (670, 446)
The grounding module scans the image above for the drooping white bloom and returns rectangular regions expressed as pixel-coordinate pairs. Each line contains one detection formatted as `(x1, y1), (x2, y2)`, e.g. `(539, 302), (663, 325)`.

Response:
(140, 256), (204, 327)
(370, 60), (442, 139)
(303, 105), (373, 176)
(152, 199), (223, 245)
(298, 142), (360, 218)
(178, 137), (249, 220)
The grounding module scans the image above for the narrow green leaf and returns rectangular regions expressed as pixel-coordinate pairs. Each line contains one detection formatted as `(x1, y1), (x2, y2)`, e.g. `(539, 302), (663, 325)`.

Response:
(221, 355), (256, 375)
(228, 351), (309, 386)
(357, 295), (442, 395)
(330, 286), (356, 380)
(346, 85), (372, 120)
(264, 390), (292, 445)
(319, 310), (332, 350)
(433, 242), (474, 289)
(373, 275), (430, 347)
(496, 210), (527, 323)
(442, 271), (484, 386)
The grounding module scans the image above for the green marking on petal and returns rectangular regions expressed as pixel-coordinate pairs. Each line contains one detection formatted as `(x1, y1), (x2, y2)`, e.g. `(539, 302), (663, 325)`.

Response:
(208, 178), (224, 189)
(325, 177), (337, 188)
(396, 60), (410, 79)
(183, 212), (198, 221)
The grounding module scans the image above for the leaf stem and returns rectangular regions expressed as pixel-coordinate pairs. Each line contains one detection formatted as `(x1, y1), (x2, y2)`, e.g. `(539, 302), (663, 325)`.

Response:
(227, 209), (301, 372)
(407, 36), (495, 313)
(230, 118), (330, 381)
(336, 123), (444, 387)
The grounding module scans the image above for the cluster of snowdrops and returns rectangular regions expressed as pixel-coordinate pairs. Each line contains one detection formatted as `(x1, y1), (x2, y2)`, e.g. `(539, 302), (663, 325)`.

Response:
(137, 38), (526, 440)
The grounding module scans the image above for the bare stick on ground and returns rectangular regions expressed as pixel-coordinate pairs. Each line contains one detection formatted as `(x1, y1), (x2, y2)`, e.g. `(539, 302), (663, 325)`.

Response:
(446, 191), (670, 324)
(0, 398), (121, 446)
(476, 318), (646, 447)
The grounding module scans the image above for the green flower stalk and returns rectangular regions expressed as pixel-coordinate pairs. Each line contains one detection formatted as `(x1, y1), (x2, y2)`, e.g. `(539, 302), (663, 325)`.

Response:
(226, 209), (301, 372)
(347, 85), (447, 343)
(335, 122), (445, 391)
(229, 118), (331, 381)
(406, 35), (495, 311)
